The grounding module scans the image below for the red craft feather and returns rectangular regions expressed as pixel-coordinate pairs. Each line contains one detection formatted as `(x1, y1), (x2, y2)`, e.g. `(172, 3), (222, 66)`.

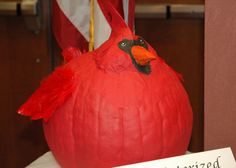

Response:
(18, 66), (75, 122)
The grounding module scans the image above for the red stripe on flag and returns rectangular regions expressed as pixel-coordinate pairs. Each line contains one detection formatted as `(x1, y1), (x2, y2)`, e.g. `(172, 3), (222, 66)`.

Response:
(110, 0), (124, 18)
(128, 0), (135, 31)
(52, 0), (88, 53)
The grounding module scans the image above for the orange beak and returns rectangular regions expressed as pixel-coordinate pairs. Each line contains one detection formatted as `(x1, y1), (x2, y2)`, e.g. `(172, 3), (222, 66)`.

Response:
(131, 46), (156, 66)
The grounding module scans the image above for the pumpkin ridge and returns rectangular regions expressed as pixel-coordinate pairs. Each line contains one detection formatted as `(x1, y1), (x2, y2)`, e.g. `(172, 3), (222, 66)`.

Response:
(96, 97), (100, 164)
(138, 74), (163, 158)
(95, 71), (107, 165)
(168, 87), (180, 135)
(149, 93), (162, 158)
(116, 75), (125, 164)
(71, 82), (81, 165)
(83, 70), (98, 166)
(171, 78), (186, 140)
(96, 85), (102, 165)
(157, 99), (165, 157)
(137, 107), (145, 161)
(118, 107), (124, 164)
(93, 74), (104, 166)
(72, 63), (95, 166)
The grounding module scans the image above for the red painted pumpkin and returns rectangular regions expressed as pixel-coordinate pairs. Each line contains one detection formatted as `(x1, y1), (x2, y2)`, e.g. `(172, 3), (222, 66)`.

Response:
(18, 1), (192, 168)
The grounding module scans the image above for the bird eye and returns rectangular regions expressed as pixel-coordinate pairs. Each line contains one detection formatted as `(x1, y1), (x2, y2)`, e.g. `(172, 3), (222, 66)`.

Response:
(139, 38), (145, 44)
(118, 39), (130, 51)
(120, 42), (127, 47)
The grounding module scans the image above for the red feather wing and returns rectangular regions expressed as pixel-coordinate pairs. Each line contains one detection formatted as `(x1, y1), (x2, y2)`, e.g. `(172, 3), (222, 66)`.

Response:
(18, 66), (75, 122)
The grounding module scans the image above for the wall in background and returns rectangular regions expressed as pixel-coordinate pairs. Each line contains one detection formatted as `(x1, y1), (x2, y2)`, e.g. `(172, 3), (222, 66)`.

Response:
(205, 0), (236, 155)
(0, 1), (50, 167)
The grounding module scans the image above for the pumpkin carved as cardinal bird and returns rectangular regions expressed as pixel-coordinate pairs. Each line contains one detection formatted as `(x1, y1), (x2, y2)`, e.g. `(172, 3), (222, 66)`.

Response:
(18, 1), (193, 168)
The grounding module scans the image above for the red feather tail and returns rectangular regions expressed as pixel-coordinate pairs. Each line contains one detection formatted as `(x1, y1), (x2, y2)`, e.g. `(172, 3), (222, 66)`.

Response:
(18, 66), (75, 122)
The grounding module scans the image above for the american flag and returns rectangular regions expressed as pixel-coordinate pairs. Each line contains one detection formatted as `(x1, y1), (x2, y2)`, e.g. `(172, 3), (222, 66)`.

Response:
(52, 0), (135, 53)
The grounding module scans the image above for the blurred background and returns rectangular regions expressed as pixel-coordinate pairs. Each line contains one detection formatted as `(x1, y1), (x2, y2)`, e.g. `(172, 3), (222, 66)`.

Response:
(0, 0), (208, 167)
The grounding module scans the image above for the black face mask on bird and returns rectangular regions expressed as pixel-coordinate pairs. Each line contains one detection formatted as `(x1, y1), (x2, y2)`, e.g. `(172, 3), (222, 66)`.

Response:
(118, 38), (156, 74)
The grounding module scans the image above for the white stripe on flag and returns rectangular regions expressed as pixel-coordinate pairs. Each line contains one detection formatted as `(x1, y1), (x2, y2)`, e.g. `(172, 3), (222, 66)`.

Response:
(56, 0), (90, 41)
(55, 0), (132, 50)
(123, 0), (129, 25)
(94, 0), (111, 49)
